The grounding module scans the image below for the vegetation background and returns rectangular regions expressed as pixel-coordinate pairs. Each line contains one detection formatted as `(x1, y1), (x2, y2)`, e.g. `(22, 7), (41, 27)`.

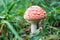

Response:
(0, 0), (60, 40)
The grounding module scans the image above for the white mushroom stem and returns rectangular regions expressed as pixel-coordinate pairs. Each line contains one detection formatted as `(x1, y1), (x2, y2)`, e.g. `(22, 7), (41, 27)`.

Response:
(31, 22), (37, 34)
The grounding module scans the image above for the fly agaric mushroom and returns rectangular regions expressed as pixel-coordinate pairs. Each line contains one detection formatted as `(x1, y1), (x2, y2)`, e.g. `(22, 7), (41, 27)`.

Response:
(24, 6), (46, 35)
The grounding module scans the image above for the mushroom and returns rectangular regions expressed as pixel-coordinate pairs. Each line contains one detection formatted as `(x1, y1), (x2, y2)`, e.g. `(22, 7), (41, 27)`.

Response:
(24, 6), (46, 35)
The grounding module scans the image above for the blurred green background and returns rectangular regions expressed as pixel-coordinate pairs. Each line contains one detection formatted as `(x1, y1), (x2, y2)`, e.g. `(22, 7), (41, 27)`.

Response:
(0, 0), (60, 40)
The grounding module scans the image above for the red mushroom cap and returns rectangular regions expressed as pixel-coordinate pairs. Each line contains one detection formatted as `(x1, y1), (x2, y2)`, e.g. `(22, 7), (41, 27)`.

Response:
(24, 6), (46, 21)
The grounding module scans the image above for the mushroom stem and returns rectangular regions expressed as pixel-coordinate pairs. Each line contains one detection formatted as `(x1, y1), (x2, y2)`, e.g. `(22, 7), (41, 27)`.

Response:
(31, 22), (37, 34)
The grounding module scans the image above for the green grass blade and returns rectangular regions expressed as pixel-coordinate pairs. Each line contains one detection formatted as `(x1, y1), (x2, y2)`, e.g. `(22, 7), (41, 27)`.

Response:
(2, 20), (22, 40)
